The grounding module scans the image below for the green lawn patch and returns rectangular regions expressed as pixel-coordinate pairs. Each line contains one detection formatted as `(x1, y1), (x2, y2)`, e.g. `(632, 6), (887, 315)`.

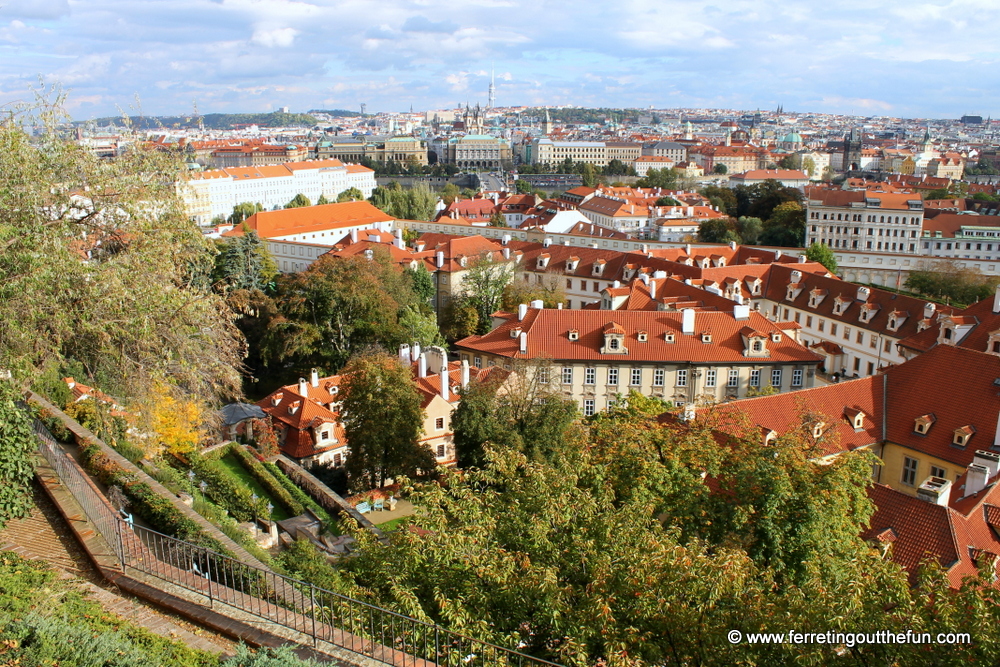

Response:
(217, 453), (292, 522)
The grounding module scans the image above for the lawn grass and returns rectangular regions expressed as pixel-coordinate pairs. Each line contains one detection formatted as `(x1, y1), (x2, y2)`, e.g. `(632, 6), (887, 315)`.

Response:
(217, 452), (292, 522)
(375, 516), (409, 532)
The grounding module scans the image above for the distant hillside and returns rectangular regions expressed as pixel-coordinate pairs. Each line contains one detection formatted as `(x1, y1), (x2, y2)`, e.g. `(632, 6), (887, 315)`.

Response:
(308, 109), (363, 117)
(79, 111), (321, 130)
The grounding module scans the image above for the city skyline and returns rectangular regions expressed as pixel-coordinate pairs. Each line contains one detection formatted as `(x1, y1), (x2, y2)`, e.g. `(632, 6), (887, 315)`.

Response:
(1, 0), (999, 119)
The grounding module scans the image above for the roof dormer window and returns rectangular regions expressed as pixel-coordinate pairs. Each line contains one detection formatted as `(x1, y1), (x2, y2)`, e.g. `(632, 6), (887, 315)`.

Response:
(665, 332), (675, 343)
(537, 253), (550, 269)
(701, 332), (712, 343)
(270, 392), (284, 407)
(592, 260), (606, 276)
(771, 332), (782, 342)
(953, 425), (975, 448)
(914, 413), (936, 435)
(567, 257), (580, 271)
(637, 331), (648, 342)
(846, 408), (866, 430)
(812, 422), (826, 438)
(988, 331), (1000, 356)
(752, 340), (764, 353)
(510, 327), (522, 338)
(568, 329), (579, 341)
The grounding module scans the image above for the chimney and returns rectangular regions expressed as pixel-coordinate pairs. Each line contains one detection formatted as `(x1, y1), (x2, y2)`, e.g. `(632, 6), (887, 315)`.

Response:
(399, 343), (411, 363)
(502, 234), (511, 245)
(653, 270), (667, 279)
(734, 305), (751, 320)
(557, 302), (563, 309)
(993, 283), (1000, 314)
(394, 228), (404, 249)
(730, 241), (737, 250)
(682, 308), (696, 334)
(519, 331), (528, 353)
(298, 377), (308, 398)
(440, 363), (450, 401)
(436, 251), (444, 268)
(798, 254), (807, 264)
(640, 274), (649, 285)
(775, 250), (782, 260)
(66, 378), (75, 389)
(917, 476), (952, 506)
(411, 342), (421, 363)
(518, 303), (528, 321)
(418, 353), (427, 378)
(503, 247), (510, 259)
(650, 280), (656, 299)
(543, 237), (552, 247)
(530, 299), (544, 309)
(973, 450), (1000, 478)
(461, 359), (470, 388)
(310, 368), (319, 387)
(416, 241), (426, 252)
(350, 229), (358, 243)
(966, 464), (991, 496)
(685, 243), (691, 255)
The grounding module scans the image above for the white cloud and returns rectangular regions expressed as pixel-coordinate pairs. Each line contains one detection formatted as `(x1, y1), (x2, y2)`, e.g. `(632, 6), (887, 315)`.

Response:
(251, 26), (298, 48)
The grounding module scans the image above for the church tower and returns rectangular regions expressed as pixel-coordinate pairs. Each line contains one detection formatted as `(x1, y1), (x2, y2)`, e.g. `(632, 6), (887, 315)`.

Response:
(844, 127), (863, 172)
(542, 108), (553, 136)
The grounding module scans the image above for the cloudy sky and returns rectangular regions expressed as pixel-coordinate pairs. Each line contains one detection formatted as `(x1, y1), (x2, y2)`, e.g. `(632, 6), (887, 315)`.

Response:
(1, 0), (998, 119)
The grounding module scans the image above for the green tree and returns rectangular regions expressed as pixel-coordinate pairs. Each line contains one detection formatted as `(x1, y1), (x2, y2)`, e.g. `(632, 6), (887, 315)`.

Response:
(316, 193), (330, 205)
(440, 182), (460, 205)
(368, 182), (436, 221)
(514, 179), (533, 194)
(228, 201), (264, 226)
(736, 216), (763, 244)
(655, 196), (681, 206)
(905, 259), (1000, 306)
(0, 380), (36, 529)
(778, 154), (802, 170)
(698, 218), (738, 244)
(336, 187), (364, 203)
(398, 306), (445, 348)
(488, 211), (508, 227)
(636, 167), (679, 189)
(802, 156), (816, 178)
(580, 163), (598, 188)
(713, 163), (728, 174)
(440, 301), (479, 340)
(403, 263), (435, 304)
(457, 254), (517, 334)
(265, 250), (421, 372)
(0, 97), (243, 414)
(760, 200), (806, 247)
(284, 193), (311, 209)
(805, 242), (838, 273)
(212, 230), (278, 292)
(699, 184), (738, 216)
(340, 350), (432, 490)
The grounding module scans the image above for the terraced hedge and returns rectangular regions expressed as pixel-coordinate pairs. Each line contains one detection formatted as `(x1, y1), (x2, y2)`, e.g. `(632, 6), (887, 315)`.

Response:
(227, 444), (304, 517)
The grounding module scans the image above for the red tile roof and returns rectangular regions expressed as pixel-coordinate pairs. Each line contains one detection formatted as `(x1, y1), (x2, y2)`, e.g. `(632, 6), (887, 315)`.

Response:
(224, 201), (393, 239)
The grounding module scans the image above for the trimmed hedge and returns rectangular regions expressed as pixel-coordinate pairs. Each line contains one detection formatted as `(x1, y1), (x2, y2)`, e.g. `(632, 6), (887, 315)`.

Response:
(78, 442), (231, 555)
(228, 444), (304, 517)
(262, 462), (338, 533)
(188, 452), (268, 523)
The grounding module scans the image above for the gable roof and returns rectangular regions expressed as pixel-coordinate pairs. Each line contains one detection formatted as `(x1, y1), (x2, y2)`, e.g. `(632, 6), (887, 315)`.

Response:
(225, 201), (393, 239)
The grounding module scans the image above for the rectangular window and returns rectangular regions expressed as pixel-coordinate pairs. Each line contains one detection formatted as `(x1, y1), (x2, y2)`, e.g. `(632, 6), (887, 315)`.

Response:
(585, 367), (596, 385)
(676, 369), (688, 387)
(857, 331), (864, 344)
(608, 368), (619, 385)
(566, 279), (573, 289)
(631, 368), (642, 386)
(583, 399), (595, 417)
(771, 369), (782, 387)
(706, 369), (717, 387)
(435, 417), (445, 431)
(593, 281), (600, 292)
(870, 335), (878, 349)
(884, 339), (892, 353)
(562, 367), (573, 384)
(818, 320), (825, 333)
(854, 357), (861, 372)
(806, 315), (813, 328)
(437, 444), (446, 458)
(653, 369), (665, 386)
(930, 465), (946, 479)
(902, 456), (918, 486)
(844, 326), (851, 340)
(474, 356), (482, 369)
(867, 361), (875, 375)
(728, 369), (739, 387)
(320, 431), (329, 440)
(333, 452), (343, 467)
(830, 323), (838, 336)
(792, 369), (803, 387)
(749, 369), (760, 387)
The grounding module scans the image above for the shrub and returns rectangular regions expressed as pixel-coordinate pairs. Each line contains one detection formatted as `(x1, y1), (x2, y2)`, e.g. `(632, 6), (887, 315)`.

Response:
(228, 444), (304, 516)
(32, 406), (71, 442)
(188, 452), (269, 522)
(263, 462), (337, 532)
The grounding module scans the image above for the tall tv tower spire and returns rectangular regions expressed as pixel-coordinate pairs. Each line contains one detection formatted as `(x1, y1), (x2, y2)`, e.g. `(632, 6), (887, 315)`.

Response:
(488, 62), (496, 109)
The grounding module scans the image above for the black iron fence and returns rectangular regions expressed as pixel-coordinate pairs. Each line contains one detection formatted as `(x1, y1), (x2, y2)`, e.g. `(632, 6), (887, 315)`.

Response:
(33, 421), (562, 667)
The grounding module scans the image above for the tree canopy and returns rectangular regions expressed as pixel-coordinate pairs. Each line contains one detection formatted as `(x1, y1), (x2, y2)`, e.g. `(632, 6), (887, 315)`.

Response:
(1, 99), (244, 415)
(339, 350), (432, 491)
(212, 230), (278, 292)
(369, 182), (437, 221)
(284, 193), (312, 209)
(805, 242), (838, 273)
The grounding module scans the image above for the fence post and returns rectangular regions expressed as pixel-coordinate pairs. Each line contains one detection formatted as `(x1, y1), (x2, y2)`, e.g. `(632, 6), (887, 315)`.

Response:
(310, 583), (318, 648)
(204, 546), (214, 609)
(116, 517), (126, 574)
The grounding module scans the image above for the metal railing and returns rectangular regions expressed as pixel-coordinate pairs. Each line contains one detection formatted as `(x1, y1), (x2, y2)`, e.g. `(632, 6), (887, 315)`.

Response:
(33, 421), (562, 667)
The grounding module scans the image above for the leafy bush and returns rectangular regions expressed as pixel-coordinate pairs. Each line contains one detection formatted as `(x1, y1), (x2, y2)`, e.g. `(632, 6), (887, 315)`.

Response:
(189, 452), (269, 522)
(31, 406), (72, 442)
(78, 442), (230, 554)
(191, 496), (279, 570)
(228, 444), (304, 516)
(221, 644), (320, 667)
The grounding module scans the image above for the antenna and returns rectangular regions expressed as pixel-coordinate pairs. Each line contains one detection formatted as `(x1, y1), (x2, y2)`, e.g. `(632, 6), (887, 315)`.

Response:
(488, 62), (496, 109)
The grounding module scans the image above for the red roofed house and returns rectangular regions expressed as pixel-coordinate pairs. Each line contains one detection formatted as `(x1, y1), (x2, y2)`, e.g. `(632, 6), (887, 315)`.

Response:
(455, 304), (822, 413)
(257, 346), (495, 467)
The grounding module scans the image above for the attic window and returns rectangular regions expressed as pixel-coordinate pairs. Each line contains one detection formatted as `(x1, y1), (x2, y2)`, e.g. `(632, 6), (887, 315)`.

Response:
(510, 327), (522, 338)
(701, 332), (712, 343)
(812, 422), (826, 438)
(771, 332), (782, 342)
(846, 409), (865, 430)
(665, 332), (675, 343)
(752, 340), (764, 353)
(750, 280), (762, 296)
(270, 392), (283, 407)
(953, 425), (975, 448)
(568, 329), (579, 341)
(609, 338), (620, 350)
(859, 308), (874, 323)
(637, 331), (648, 342)
(914, 414), (936, 435)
